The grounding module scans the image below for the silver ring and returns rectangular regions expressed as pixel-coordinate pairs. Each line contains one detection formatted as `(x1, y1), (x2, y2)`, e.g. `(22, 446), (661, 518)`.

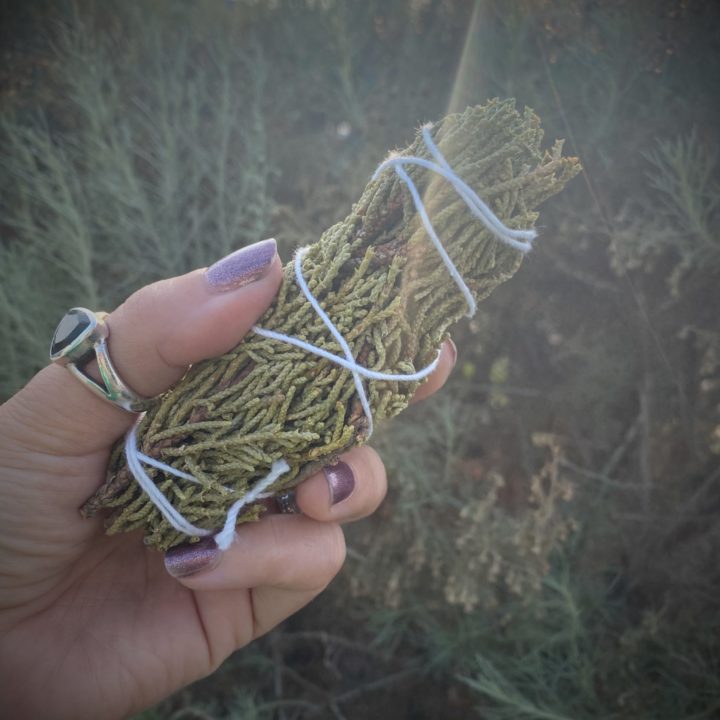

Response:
(49, 307), (155, 412)
(275, 490), (301, 515)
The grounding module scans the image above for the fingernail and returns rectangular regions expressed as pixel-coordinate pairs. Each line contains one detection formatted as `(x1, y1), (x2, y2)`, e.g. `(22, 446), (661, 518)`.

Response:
(446, 337), (457, 366)
(324, 461), (355, 506)
(164, 537), (221, 578)
(205, 238), (277, 293)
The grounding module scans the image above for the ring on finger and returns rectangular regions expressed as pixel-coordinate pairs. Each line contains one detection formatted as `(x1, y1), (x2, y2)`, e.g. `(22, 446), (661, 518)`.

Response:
(49, 307), (157, 413)
(274, 490), (302, 515)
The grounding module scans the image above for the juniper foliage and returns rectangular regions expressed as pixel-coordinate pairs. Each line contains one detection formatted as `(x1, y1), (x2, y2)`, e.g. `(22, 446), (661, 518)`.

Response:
(82, 101), (579, 550)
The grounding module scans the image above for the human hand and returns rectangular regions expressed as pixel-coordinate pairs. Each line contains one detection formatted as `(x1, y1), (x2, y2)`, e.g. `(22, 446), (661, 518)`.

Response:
(0, 239), (456, 719)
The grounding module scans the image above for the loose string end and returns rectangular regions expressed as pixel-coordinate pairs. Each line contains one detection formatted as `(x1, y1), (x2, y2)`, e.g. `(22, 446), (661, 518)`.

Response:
(213, 459), (291, 551)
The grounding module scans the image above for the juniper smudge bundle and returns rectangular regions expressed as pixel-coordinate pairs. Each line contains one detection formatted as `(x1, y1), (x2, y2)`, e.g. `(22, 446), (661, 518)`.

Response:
(81, 99), (580, 550)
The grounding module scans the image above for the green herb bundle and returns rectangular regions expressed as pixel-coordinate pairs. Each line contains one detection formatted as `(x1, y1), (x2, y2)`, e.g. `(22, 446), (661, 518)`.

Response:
(81, 99), (580, 550)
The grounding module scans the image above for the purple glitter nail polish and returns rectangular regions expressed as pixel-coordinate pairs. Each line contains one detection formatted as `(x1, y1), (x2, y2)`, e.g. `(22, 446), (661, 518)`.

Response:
(324, 461), (356, 506)
(164, 537), (221, 578)
(205, 238), (277, 293)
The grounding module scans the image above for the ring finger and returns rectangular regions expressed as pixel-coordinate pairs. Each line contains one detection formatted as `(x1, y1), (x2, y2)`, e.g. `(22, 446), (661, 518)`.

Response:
(293, 445), (387, 524)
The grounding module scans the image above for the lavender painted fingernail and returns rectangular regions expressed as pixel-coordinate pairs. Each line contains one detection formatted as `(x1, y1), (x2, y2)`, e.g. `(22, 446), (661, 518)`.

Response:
(324, 461), (355, 506)
(205, 238), (277, 293)
(164, 537), (221, 578)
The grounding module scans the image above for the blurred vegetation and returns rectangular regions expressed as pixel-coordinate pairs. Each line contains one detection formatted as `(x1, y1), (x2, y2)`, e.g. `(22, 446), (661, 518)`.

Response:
(1, 0), (719, 718)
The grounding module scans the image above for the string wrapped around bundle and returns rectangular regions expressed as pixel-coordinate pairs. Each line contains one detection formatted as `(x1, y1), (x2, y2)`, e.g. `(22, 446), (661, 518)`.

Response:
(81, 99), (581, 551)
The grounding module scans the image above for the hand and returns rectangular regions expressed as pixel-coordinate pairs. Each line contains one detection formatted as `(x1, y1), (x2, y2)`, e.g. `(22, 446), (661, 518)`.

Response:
(0, 239), (456, 719)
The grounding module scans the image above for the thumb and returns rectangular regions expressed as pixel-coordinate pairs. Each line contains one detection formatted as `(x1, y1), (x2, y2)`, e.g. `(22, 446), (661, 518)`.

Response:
(1, 238), (282, 457)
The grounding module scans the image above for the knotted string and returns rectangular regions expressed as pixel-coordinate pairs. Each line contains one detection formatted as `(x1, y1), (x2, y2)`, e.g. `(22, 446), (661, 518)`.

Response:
(124, 125), (536, 551)
(126, 423), (289, 550)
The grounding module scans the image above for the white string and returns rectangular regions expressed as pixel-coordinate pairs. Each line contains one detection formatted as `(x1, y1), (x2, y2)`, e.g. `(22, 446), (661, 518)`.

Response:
(134, 443), (276, 500)
(125, 418), (290, 550)
(212, 458), (290, 550)
(135, 451), (199, 483)
(252, 247), (442, 438)
(126, 423), (213, 539)
(374, 126), (537, 254)
(123, 126), (536, 550)
(253, 321), (441, 382)
(253, 125), (536, 428)
(392, 162), (478, 317)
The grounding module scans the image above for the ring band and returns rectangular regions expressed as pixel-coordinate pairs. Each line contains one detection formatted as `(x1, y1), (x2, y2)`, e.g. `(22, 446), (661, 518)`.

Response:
(49, 307), (155, 412)
(275, 490), (301, 515)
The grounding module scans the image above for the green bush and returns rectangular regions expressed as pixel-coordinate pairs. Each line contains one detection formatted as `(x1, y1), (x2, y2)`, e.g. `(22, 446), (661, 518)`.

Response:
(1, 5), (270, 396)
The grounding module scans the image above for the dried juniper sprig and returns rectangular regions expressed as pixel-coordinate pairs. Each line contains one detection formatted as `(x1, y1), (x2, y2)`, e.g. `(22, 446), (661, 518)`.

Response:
(81, 99), (581, 550)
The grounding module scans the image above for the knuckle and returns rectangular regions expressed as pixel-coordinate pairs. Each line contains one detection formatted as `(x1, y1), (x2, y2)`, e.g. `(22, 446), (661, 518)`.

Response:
(320, 524), (347, 580)
(301, 524), (346, 594)
(358, 446), (387, 511)
(267, 515), (290, 574)
(122, 278), (166, 312)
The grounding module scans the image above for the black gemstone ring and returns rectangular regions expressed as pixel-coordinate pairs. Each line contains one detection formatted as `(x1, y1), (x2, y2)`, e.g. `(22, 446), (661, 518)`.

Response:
(49, 307), (155, 412)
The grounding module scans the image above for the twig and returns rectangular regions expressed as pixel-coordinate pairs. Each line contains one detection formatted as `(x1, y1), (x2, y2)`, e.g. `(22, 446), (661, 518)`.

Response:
(345, 546), (366, 562)
(260, 699), (320, 713)
(601, 416), (639, 478)
(270, 631), (288, 720)
(169, 708), (215, 720)
(279, 664), (347, 718)
(473, 382), (544, 398)
(673, 465), (720, 517)
(304, 667), (423, 718)
(659, 465), (720, 542)
(559, 458), (640, 490)
(331, 667), (422, 707)
(639, 336), (655, 514)
(541, 244), (620, 294)
(280, 664), (331, 700)
(280, 630), (389, 658)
